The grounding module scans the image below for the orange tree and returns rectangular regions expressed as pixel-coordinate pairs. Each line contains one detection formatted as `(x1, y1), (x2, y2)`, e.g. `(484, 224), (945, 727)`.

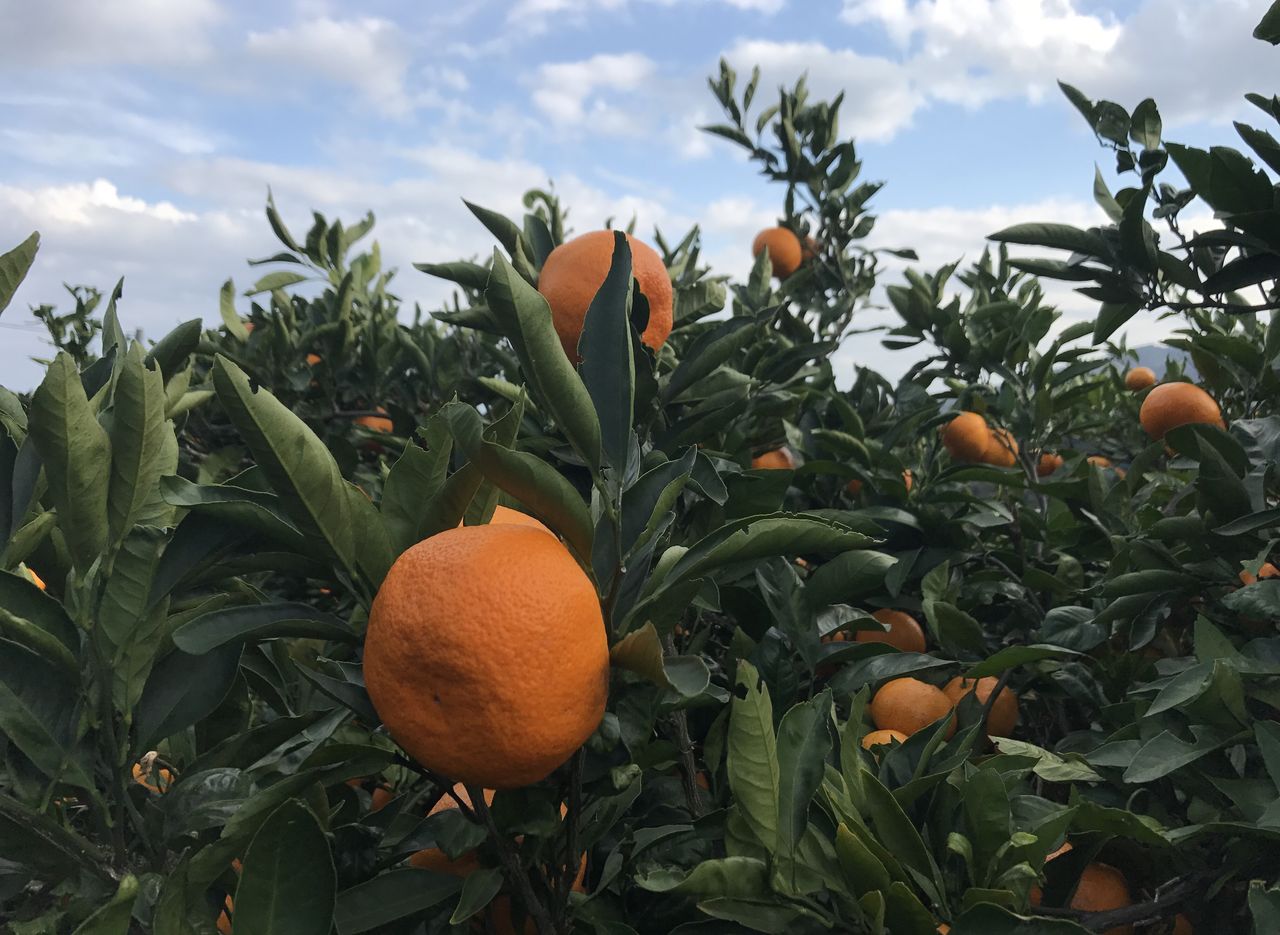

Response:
(2, 4), (1280, 933)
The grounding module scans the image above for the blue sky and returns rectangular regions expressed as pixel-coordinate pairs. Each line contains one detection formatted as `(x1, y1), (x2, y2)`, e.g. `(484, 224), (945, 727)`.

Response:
(0, 0), (1273, 389)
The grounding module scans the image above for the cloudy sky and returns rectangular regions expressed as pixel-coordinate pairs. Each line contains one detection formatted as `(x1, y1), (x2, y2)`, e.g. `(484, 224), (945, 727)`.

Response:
(0, 0), (1272, 390)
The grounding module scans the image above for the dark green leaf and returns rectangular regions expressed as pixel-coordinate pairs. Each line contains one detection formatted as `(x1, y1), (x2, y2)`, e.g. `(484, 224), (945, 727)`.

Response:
(0, 232), (39, 317)
(234, 799), (336, 935)
(578, 231), (635, 469)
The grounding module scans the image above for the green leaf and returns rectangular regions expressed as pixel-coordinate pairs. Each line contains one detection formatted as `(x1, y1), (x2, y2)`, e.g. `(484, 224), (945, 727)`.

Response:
(333, 870), (463, 935)
(415, 260), (492, 291)
(1256, 0), (1280, 43)
(1092, 167), (1123, 222)
(884, 881), (936, 935)
(860, 770), (935, 889)
(98, 526), (168, 717)
(1236, 121), (1280, 176)
(1130, 98), (1162, 149)
(966, 645), (1080, 678)
(144, 318), (202, 381)
(664, 314), (764, 402)
(0, 232), (39, 317)
(728, 660), (780, 852)
(636, 856), (769, 898)
(234, 799), (336, 935)
(72, 874), (138, 935)
(212, 357), (358, 575)
(0, 570), (77, 650)
(246, 270), (309, 295)
(381, 438), (451, 555)
(835, 823), (891, 897)
(805, 550), (897, 609)
(953, 902), (1090, 934)
(134, 643), (242, 752)
(158, 475), (307, 553)
(0, 792), (110, 884)
(1223, 580), (1280, 619)
(775, 693), (832, 858)
(578, 231), (635, 469)
(0, 637), (93, 789)
(963, 768), (1012, 873)
(988, 223), (1106, 256)
(1201, 253), (1280, 294)
(449, 867), (503, 924)
(107, 345), (169, 543)
(440, 402), (594, 564)
(1093, 301), (1142, 345)
(220, 279), (248, 340)
(990, 739), (1102, 783)
(266, 189), (302, 252)
(29, 353), (111, 572)
(609, 623), (711, 697)
(485, 251), (601, 471)
(1123, 726), (1237, 783)
(173, 602), (358, 654)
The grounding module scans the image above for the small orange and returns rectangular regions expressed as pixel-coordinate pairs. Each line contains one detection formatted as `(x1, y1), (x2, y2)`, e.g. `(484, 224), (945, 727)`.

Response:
(1037, 453), (1063, 477)
(217, 896), (233, 934)
(860, 729), (907, 751)
(801, 235), (820, 265)
(846, 477), (863, 496)
(982, 427), (1019, 467)
(1172, 914), (1192, 934)
(131, 761), (172, 794)
(1139, 382), (1223, 440)
(363, 525), (608, 788)
(943, 676), (1018, 739)
(408, 783), (495, 875)
(1031, 856), (1133, 935)
(21, 566), (46, 590)
(752, 448), (795, 470)
(537, 230), (673, 361)
(751, 227), (803, 279)
(1124, 367), (1156, 391)
(370, 786), (394, 812)
(695, 771), (711, 791)
(937, 927), (950, 935)
(903, 469), (913, 492)
(941, 412), (991, 462)
(355, 406), (394, 434)
(1087, 455), (1112, 468)
(306, 352), (322, 366)
(1240, 562), (1278, 586)
(869, 678), (955, 738)
(856, 609), (926, 654)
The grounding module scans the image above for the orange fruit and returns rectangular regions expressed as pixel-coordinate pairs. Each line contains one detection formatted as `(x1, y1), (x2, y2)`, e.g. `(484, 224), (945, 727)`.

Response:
(751, 227), (803, 279)
(846, 477), (863, 496)
(752, 448), (795, 470)
(869, 678), (955, 738)
(1240, 562), (1279, 586)
(857, 609), (927, 654)
(363, 525), (609, 788)
(131, 761), (172, 794)
(1037, 453), (1063, 477)
(903, 469), (913, 492)
(1031, 855), (1133, 935)
(537, 230), (673, 361)
(1124, 366), (1156, 391)
(801, 235), (820, 265)
(370, 786), (395, 812)
(695, 771), (711, 791)
(1139, 382), (1223, 440)
(941, 412), (991, 462)
(21, 566), (46, 591)
(217, 896), (233, 934)
(937, 927), (950, 935)
(306, 353), (322, 366)
(409, 783), (495, 875)
(943, 676), (1018, 739)
(488, 504), (552, 535)
(982, 427), (1019, 467)
(1087, 455), (1112, 468)
(1172, 914), (1192, 934)
(355, 406), (393, 434)
(242, 321), (255, 334)
(860, 729), (907, 751)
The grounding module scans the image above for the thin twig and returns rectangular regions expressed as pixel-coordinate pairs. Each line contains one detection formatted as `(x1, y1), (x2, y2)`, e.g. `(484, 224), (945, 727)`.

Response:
(469, 785), (557, 935)
(664, 632), (705, 818)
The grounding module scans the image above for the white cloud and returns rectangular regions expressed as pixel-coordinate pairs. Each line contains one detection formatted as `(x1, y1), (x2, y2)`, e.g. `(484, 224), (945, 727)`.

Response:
(838, 0), (1269, 125)
(721, 40), (924, 142)
(530, 52), (656, 128)
(245, 16), (414, 117)
(0, 0), (223, 68)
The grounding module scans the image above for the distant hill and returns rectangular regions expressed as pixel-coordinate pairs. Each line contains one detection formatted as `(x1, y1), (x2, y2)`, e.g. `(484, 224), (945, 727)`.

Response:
(1129, 343), (1197, 380)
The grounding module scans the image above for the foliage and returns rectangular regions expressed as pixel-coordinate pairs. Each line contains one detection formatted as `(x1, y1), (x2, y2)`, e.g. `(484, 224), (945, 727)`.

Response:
(1, 9), (1279, 935)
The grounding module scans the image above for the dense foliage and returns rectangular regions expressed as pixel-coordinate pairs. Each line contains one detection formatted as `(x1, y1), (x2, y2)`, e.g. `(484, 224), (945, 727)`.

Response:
(2, 5), (1279, 934)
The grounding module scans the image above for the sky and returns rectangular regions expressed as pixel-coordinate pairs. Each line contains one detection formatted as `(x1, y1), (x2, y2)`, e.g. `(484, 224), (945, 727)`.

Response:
(0, 0), (1274, 390)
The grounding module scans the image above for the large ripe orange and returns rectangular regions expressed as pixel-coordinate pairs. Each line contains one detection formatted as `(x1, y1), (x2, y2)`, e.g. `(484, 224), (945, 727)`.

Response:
(752, 448), (795, 470)
(943, 676), (1018, 738)
(869, 678), (955, 738)
(941, 412), (992, 462)
(1124, 366), (1156, 391)
(860, 729), (907, 751)
(982, 427), (1019, 467)
(356, 406), (394, 434)
(1139, 382), (1223, 440)
(857, 609), (926, 654)
(752, 227), (803, 279)
(537, 230), (673, 361)
(1031, 845), (1133, 935)
(1240, 562), (1278, 586)
(364, 525), (608, 788)
(1037, 453), (1063, 477)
